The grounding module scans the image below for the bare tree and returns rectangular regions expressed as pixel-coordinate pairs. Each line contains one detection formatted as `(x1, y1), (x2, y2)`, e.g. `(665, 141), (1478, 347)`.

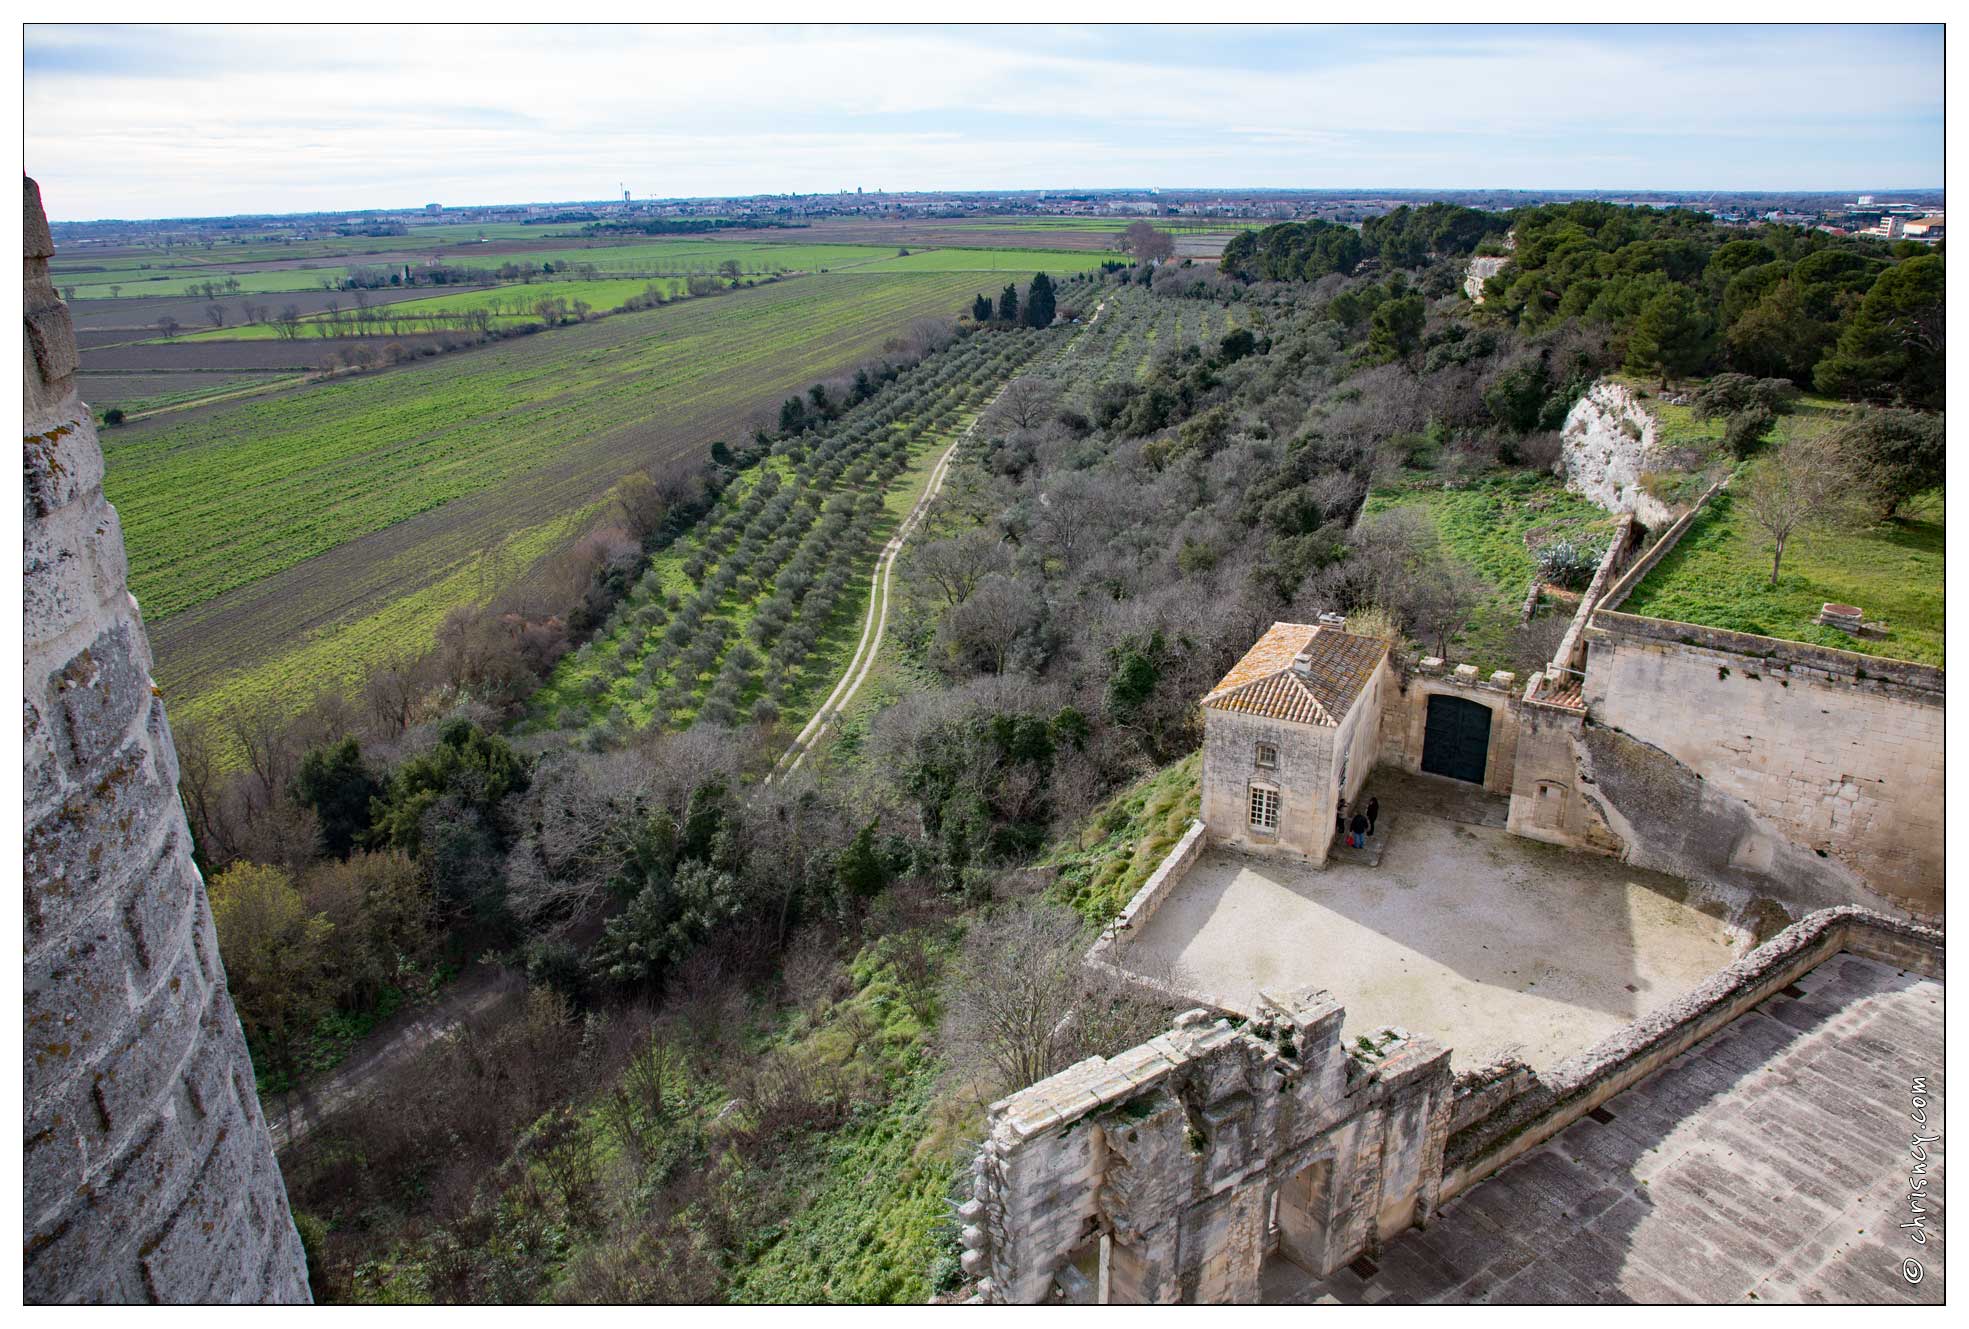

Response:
(204, 302), (227, 330)
(1119, 220), (1176, 264)
(905, 528), (1010, 608)
(1743, 431), (1855, 586)
(156, 316), (182, 339)
(989, 376), (1059, 432)
(943, 902), (1180, 1103)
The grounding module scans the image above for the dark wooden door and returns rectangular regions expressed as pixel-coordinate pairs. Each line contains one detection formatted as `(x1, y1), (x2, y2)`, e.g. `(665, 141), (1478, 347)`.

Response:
(1421, 694), (1491, 784)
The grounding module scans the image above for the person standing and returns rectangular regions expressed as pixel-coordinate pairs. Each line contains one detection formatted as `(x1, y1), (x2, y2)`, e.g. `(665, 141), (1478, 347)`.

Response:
(1365, 797), (1380, 839)
(1348, 810), (1369, 849)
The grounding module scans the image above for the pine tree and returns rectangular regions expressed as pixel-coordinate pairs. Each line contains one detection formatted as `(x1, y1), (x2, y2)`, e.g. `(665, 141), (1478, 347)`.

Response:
(1024, 272), (1056, 329)
(997, 282), (1019, 324)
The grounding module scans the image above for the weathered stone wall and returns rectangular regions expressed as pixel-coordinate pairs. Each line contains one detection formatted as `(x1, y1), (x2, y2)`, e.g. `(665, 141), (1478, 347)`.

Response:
(1200, 709), (1334, 863)
(1440, 907), (1943, 1200)
(22, 178), (311, 1304)
(966, 989), (1453, 1304)
(1580, 611), (1943, 920)
(1379, 660), (1521, 796)
(1503, 697), (1623, 853)
(1559, 380), (1680, 526)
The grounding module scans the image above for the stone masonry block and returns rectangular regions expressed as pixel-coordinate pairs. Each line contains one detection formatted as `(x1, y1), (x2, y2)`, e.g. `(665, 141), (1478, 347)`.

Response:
(23, 415), (104, 520)
(89, 950), (207, 1142)
(24, 903), (130, 1088)
(53, 621), (152, 771)
(120, 828), (198, 979)
(25, 1117), (194, 1301)
(22, 504), (104, 648)
(26, 177), (55, 256)
(26, 295), (81, 386)
(23, 737), (175, 945)
(140, 1122), (257, 1303)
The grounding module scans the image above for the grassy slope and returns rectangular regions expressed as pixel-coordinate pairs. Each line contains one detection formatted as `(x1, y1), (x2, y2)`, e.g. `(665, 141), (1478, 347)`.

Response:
(1622, 488), (1944, 665)
(1365, 472), (1617, 674)
(1047, 754), (1203, 925)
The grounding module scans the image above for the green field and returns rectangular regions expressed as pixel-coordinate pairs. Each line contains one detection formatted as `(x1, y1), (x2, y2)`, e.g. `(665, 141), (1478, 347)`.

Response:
(1364, 473), (1619, 673)
(1621, 489), (1944, 665)
(109, 270), (1002, 750)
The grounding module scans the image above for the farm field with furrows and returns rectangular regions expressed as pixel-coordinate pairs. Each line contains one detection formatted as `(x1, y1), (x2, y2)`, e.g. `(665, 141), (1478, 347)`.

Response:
(524, 325), (1058, 744)
(110, 269), (1000, 745)
(167, 276), (770, 341)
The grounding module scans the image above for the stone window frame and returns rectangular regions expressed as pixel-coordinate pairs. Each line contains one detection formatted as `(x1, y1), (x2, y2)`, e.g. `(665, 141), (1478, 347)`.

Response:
(1255, 741), (1278, 770)
(1248, 782), (1281, 834)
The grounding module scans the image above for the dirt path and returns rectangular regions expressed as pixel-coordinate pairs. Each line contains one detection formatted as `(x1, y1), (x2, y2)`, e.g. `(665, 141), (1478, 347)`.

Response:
(768, 302), (1104, 781)
(267, 966), (521, 1153)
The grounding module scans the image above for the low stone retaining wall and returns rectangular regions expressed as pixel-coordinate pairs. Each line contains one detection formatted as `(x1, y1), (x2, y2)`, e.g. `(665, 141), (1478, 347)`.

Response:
(1087, 819), (1207, 960)
(1440, 906), (1942, 1201)
(1547, 512), (1635, 674)
(1596, 473), (1729, 612)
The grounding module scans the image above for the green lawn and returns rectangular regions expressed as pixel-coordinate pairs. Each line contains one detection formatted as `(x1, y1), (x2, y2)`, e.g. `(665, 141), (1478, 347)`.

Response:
(1365, 473), (1618, 674)
(1621, 489), (1944, 665)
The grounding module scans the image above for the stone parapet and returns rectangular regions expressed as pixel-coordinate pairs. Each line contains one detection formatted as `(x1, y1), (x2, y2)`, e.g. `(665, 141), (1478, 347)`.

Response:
(1440, 906), (1943, 1200)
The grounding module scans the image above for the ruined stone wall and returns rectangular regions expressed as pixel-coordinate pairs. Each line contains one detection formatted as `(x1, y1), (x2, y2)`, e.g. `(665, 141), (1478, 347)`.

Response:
(1580, 612), (1943, 920)
(965, 989), (1452, 1304)
(1503, 698), (1623, 854)
(22, 178), (312, 1304)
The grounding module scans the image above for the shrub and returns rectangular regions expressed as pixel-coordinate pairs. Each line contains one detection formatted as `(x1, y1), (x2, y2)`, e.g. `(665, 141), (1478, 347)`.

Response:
(1534, 538), (1604, 591)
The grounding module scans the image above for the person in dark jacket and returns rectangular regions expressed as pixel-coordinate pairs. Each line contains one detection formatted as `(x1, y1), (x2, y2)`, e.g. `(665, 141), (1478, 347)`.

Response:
(1365, 797), (1379, 838)
(1348, 811), (1369, 848)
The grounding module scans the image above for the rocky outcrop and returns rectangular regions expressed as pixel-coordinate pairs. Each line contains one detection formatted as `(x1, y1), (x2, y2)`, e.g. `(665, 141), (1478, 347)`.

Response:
(23, 177), (312, 1304)
(1557, 380), (1679, 526)
(1462, 255), (1508, 303)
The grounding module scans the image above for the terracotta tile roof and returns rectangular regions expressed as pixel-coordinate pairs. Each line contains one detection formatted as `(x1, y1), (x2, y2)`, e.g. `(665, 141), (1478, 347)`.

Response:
(1202, 622), (1389, 727)
(1528, 672), (1586, 711)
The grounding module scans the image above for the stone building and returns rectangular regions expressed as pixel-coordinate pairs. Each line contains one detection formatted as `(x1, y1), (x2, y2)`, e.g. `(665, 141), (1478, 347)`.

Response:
(23, 178), (311, 1303)
(1198, 620), (1391, 865)
(964, 988), (1452, 1304)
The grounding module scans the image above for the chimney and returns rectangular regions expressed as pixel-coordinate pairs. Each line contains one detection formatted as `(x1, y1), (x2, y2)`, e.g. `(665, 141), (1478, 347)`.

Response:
(1317, 611), (1348, 631)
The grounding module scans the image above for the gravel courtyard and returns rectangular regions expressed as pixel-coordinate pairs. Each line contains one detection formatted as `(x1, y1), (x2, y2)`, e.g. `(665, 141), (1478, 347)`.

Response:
(1117, 812), (1749, 1068)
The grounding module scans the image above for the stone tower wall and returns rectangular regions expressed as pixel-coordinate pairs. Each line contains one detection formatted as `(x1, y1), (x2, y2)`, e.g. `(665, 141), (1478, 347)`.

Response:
(22, 177), (312, 1304)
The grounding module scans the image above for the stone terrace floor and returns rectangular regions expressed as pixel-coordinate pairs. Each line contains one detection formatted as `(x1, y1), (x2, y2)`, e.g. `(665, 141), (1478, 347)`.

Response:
(1117, 797), (1744, 1068)
(1264, 953), (1944, 1304)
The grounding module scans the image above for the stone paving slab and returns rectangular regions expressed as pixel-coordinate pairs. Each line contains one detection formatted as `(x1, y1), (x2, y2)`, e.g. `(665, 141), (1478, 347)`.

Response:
(1269, 953), (1943, 1304)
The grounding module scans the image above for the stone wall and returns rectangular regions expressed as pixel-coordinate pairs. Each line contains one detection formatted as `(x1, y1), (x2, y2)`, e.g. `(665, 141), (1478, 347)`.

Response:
(1380, 659), (1521, 796)
(22, 178), (312, 1304)
(1200, 708), (1335, 863)
(1581, 611), (1943, 920)
(965, 988), (1453, 1304)
(1558, 380), (1681, 526)
(1440, 907), (1943, 1200)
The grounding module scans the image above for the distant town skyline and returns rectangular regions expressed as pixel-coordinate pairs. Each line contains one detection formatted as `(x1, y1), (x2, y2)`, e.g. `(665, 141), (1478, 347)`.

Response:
(25, 23), (1945, 221)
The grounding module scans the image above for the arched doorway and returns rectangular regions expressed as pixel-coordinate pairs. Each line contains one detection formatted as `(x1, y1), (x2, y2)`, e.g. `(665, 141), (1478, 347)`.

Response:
(1421, 694), (1492, 784)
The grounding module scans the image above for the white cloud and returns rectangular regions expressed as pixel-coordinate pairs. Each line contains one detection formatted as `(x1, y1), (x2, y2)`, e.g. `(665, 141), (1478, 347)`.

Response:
(23, 23), (1944, 217)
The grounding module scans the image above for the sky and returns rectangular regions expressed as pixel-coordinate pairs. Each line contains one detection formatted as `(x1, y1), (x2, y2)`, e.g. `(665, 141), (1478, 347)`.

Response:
(23, 23), (1945, 220)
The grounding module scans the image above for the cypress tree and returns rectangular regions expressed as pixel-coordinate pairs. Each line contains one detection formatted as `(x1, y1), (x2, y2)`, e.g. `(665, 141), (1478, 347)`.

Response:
(997, 282), (1019, 324)
(1024, 272), (1056, 328)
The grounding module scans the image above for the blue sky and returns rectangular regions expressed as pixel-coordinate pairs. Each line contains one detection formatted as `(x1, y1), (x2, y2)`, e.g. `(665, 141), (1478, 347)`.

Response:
(23, 23), (1944, 220)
